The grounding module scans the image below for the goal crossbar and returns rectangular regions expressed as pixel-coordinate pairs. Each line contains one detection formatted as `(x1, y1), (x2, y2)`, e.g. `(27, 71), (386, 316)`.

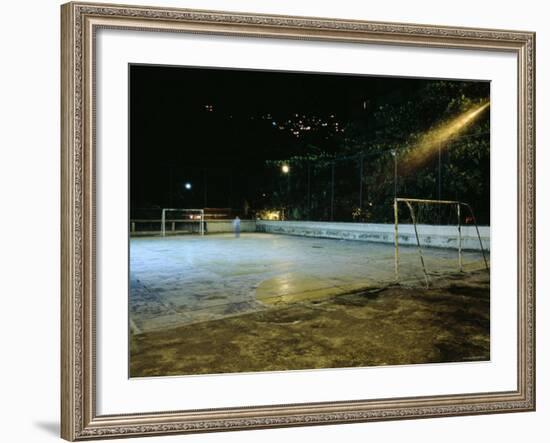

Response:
(393, 198), (488, 286)
(161, 208), (204, 237)
(395, 197), (460, 205)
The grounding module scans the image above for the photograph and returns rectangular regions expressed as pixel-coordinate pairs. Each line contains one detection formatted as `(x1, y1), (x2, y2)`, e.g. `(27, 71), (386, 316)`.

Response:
(128, 65), (491, 377)
(57, 2), (536, 440)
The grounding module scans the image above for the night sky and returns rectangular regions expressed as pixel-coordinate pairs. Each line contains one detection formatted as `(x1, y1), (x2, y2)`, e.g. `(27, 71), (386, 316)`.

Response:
(129, 65), (464, 213)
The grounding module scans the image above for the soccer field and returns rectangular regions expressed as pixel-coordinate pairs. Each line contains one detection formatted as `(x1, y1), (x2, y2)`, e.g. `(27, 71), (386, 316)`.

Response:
(130, 232), (488, 334)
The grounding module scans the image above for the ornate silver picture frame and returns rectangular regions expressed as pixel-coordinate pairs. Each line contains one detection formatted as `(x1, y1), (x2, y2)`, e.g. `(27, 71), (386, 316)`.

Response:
(61, 2), (535, 440)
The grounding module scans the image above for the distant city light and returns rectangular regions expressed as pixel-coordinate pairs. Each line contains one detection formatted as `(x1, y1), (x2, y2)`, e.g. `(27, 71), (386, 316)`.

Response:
(227, 111), (342, 138)
(184, 182), (192, 190)
(281, 164), (290, 174)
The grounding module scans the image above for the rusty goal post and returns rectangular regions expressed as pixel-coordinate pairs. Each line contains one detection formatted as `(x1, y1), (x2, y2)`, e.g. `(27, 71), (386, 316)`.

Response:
(393, 198), (488, 286)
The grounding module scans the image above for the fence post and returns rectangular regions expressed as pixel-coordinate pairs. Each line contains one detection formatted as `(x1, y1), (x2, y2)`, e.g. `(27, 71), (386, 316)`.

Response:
(359, 154), (364, 212)
(394, 198), (399, 281)
(457, 203), (463, 272)
(330, 161), (335, 221)
(307, 161), (311, 218)
(203, 168), (208, 208)
(438, 142), (442, 224)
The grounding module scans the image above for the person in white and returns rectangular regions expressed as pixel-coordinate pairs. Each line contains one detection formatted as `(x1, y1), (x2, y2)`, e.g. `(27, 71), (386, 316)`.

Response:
(232, 216), (241, 238)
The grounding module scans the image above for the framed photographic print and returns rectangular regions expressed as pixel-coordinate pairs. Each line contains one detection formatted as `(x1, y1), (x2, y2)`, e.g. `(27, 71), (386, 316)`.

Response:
(61, 1), (536, 440)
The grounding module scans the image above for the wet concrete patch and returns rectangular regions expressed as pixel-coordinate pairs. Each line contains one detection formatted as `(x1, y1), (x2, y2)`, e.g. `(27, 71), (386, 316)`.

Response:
(255, 273), (374, 305)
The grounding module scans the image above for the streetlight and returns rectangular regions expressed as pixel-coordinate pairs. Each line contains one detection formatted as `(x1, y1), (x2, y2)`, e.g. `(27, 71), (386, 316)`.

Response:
(391, 150), (397, 201)
(184, 182), (192, 190)
(281, 164), (290, 220)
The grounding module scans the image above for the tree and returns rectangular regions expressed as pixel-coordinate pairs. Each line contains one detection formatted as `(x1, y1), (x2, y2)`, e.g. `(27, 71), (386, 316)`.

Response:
(263, 80), (491, 224)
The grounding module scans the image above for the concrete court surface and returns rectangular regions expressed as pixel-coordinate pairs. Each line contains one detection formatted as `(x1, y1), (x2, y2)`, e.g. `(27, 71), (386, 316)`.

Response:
(130, 232), (488, 334)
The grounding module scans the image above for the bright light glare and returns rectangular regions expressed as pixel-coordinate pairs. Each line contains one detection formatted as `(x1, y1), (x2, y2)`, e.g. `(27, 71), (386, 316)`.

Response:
(184, 182), (192, 190)
(401, 100), (490, 173)
(281, 164), (290, 174)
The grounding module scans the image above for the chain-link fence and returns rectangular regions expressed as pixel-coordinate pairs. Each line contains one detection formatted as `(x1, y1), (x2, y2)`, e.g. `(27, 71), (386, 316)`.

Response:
(264, 132), (490, 225)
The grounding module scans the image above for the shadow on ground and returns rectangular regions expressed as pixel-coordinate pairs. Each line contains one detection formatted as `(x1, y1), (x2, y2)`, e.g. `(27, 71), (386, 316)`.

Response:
(130, 270), (490, 377)
(34, 421), (59, 437)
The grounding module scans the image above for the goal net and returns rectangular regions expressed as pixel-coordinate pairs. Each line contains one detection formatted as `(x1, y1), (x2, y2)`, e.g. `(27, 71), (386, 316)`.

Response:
(393, 198), (488, 286)
(161, 208), (205, 236)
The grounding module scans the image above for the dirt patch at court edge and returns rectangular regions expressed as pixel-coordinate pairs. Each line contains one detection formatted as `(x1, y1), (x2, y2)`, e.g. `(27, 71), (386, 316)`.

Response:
(129, 270), (490, 377)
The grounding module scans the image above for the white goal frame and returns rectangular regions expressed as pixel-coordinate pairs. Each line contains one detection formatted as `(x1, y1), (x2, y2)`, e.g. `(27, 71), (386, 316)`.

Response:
(160, 208), (204, 237)
(393, 197), (488, 286)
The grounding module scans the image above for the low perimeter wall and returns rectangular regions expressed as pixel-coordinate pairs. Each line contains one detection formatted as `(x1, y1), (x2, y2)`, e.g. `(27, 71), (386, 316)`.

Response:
(206, 219), (256, 233)
(256, 220), (490, 251)
(130, 219), (257, 236)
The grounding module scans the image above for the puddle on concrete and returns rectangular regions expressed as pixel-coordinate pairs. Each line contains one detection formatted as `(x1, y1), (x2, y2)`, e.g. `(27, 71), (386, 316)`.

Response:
(256, 273), (374, 305)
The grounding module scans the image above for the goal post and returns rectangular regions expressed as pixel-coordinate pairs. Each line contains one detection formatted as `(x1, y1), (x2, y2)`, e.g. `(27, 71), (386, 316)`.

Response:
(160, 208), (204, 237)
(394, 198), (488, 286)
